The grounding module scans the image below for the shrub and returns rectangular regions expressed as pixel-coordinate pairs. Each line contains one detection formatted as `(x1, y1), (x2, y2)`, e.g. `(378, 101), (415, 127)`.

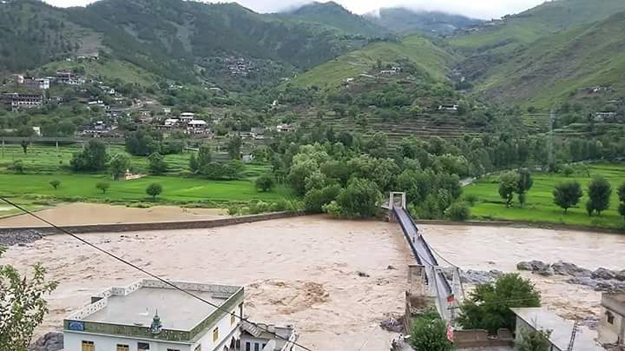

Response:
(463, 194), (478, 206)
(11, 160), (24, 174)
(146, 183), (163, 200)
(410, 311), (453, 351)
(336, 178), (381, 218)
(109, 154), (131, 180)
(96, 182), (110, 194)
(255, 173), (275, 192)
(304, 184), (342, 213)
(553, 181), (583, 214)
(562, 166), (574, 177)
(516, 328), (552, 351)
(587, 176), (612, 216)
(322, 201), (342, 218)
(227, 205), (240, 216)
(49, 180), (61, 190)
(148, 152), (168, 175)
(445, 202), (470, 221)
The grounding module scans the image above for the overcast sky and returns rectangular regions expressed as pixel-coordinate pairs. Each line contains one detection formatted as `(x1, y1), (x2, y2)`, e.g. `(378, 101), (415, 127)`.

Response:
(43, 0), (548, 20)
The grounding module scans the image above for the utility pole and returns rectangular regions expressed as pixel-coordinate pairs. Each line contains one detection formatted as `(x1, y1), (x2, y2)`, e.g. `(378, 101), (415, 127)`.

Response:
(548, 109), (555, 171)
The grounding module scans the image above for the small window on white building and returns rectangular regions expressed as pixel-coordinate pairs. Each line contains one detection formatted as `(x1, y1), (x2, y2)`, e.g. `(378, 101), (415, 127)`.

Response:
(138, 342), (150, 351)
(213, 327), (219, 342)
(167, 349), (180, 351)
(254, 343), (260, 351)
(231, 313), (236, 325)
(117, 344), (130, 351)
(607, 311), (615, 324)
(81, 341), (95, 351)
(245, 342), (251, 351)
(194, 345), (202, 351)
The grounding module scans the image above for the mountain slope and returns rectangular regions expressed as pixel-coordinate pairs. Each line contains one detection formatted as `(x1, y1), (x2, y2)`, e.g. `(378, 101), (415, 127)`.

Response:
(366, 8), (482, 36)
(282, 2), (388, 37)
(0, 0), (101, 71)
(292, 35), (459, 87)
(473, 11), (625, 108)
(449, 0), (625, 53)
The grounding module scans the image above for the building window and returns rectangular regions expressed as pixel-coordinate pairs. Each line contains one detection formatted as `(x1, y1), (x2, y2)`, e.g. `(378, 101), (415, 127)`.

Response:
(81, 341), (95, 351)
(167, 349), (180, 351)
(117, 345), (130, 351)
(213, 327), (219, 342)
(606, 311), (615, 324)
(231, 313), (236, 325)
(138, 342), (150, 351)
(194, 346), (202, 351)
(254, 343), (260, 351)
(262, 344), (266, 350)
(245, 342), (251, 351)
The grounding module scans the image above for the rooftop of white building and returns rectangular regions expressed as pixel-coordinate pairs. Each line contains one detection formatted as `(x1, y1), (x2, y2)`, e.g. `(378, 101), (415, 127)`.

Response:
(65, 279), (243, 341)
(511, 307), (603, 351)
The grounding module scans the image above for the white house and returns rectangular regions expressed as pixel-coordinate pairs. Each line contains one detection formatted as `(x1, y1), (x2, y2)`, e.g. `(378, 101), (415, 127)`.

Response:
(598, 293), (625, 346)
(188, 120), (208, 130)
(276, 124), (293, 133)
(180, 112), (196, 123)
(64, 279), (297, 351)
(164, 118), (179, 127)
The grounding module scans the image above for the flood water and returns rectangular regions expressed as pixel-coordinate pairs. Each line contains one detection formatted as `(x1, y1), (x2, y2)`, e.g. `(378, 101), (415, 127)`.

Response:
(1, 214), (623, 350)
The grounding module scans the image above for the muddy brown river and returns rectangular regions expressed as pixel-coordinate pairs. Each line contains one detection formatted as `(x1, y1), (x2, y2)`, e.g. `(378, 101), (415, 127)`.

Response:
(1, 213), (624, 350)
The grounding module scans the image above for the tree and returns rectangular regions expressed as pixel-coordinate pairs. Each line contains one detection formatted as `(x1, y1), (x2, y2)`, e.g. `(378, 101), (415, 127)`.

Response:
(148, 152), (167, 175)
(516, 328), (552, 351)
(499, 171), (518, 208)
(226, 135), (242, 160)
(71, 140), (108, 171)
(458, 273), (541, 334)
(196, 144), (212, 172)
(96, 182), (110, 194)
(618, 182), (625, 219)
(109, 154), (131, 180)
(0, 247), (58, 351)
(410, 311), (453, 351)
(146, 183), (163, 200)
(125, 129), (160, 156)
(20, 140), (29, 155)
(516, 168), (533, 207)
(304, 184), (342, 213)
(563, 166), (574, 177)
(553, 181), (583, 214)
(255, 173), (275, 192)
(189, 153), (199, 173)
(587, 176), (612, 216)
(445, 202), (470, 221)
(336, 178), (381, 218)
(49, 180), (61, 190)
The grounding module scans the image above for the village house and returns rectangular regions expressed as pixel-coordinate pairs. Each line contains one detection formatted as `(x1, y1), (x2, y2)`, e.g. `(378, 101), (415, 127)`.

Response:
(598, 293), (625, 347)
(63, 279), (297, 351)
(511, 307), (603, 351)
(276, 124), (293, 133)
(24, 77), (50, 90)
(164, 118), (180, 127)
(187, 120), (209, 132)
(180, 112), (196, 123)
(438, 104), (459, 112)
(0, 92), (44, 111)
(595, 111), (617, 122)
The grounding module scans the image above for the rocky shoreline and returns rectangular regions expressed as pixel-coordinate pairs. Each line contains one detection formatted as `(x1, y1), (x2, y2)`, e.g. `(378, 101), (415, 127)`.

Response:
(0, 229), (44, 247)
(517, 260), (625, 292)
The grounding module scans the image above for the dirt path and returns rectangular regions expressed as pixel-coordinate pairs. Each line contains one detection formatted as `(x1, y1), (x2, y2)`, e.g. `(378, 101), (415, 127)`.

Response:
(0, 203), (228, 227)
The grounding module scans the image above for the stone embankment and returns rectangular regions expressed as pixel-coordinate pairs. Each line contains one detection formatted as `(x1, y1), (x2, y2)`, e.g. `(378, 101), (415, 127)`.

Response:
(517, 260), (625, 292)
(0, 229), (43, 246)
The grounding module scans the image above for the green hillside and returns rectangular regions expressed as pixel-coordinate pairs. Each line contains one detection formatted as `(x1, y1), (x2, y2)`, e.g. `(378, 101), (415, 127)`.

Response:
(282, 2), (388, 37)
(473, 11), (625, 108)
(366, 8), (482, 36)
(292, 35), (459, 88)
(449, 0), (625, 53)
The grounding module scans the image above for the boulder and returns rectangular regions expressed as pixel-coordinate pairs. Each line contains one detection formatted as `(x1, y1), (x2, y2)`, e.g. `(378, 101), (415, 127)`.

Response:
(567, 277), (599, 290)
(357, 271), (370, 278)
(460, 269), (504, 284)
(592, 267), (617, 280)
(517, 260), (548, 272)
(29, 332), (63, 351)
(380, 317), (404, 333)
(537, 265), (555, 277)
(615, 270), (625, 282)
(551, 261), (592, 277)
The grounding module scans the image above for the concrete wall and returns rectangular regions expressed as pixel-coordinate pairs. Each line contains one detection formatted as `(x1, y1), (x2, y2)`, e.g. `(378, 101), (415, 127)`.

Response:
(192, 308), (240, 351)
(598, 305), (625, 345)
(453, 329), (513, 349)
(64, 331), (191, 351)
(0, 212), (305, 235)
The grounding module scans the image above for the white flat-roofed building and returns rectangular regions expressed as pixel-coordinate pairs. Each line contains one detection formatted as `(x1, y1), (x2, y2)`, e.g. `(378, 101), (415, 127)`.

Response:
(64, 279), (245, 351)
(598, 293), (625, 346)
(180, 113), (196, 123)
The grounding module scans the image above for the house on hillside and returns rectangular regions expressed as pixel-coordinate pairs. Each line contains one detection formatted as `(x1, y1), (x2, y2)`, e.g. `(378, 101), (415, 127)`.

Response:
(0, 92), (44, 111)
(276, 124), (293, 133)
(598, 293), (625, 347)
(438, 104), (458, 112)
(511, 307), (603, 351)
(180, 112), (196, 123)
(24, 77), (50, 90)
(63, 279), (298, 351)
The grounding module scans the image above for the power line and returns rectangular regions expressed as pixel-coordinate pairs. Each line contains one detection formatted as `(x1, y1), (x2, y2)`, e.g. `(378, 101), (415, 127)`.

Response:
(0, 196), (313, 351)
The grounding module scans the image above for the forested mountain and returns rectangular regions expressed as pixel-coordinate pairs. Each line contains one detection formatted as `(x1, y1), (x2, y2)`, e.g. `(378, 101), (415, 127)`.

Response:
(0, 0), (376, 85)
(365, 8), (482, 36)
(281, 2), (388, 37)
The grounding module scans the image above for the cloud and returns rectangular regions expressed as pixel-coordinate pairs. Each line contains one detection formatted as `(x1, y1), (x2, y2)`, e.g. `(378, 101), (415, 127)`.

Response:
(42, 0), (547, 19)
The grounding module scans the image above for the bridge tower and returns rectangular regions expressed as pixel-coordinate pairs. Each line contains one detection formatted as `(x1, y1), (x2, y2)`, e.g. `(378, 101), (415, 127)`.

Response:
(389, 192), (406, 209)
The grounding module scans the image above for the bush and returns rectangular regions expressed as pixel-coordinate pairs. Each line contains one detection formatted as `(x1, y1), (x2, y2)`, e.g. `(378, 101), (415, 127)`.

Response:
(553, 181), (583, 214)
(49, 180), (61, 190)
(562, 166), (574, 177)
(96, 182), (110, 194)
(11, 160), (24, 174)
(146, 183), (163, 200)
(445, 202), (470, 221)
(336, 178), (381, 218)
(516, 327), (552, 351)
(463, 194), (478, 206)
(322, 201), (342, 218)
(109, 154), (131, 180)
(227, 205), (240, 216)
(410, 312), (453, 351)
(304, 184), (341, 213)
(255, 173), (275, 192)
(71, 140), (108, 172)
(148, 152), (168, 175)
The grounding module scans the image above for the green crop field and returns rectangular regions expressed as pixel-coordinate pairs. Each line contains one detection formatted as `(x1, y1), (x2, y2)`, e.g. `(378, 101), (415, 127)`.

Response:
(464, 164), (625, 230)
(0, 144), (292, 210)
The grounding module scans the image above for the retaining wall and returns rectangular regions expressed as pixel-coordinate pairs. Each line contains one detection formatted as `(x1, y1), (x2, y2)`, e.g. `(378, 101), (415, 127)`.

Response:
(453, 328), (514, 349)
(0, 211), (305, 235)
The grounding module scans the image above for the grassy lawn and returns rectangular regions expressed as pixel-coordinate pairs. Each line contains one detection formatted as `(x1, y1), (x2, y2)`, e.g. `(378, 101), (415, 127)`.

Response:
(464, 164), (625, 230)
(0, 144), (293, 208)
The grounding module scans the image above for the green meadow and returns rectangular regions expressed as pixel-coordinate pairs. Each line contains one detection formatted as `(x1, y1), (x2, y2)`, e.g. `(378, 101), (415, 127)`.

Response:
(464, 164), (625, 230)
